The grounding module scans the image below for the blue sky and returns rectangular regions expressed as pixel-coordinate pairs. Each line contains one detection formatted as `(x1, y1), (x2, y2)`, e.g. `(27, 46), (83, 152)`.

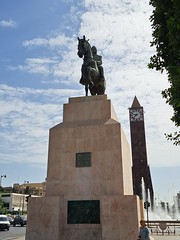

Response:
(0, 0), (179, 205)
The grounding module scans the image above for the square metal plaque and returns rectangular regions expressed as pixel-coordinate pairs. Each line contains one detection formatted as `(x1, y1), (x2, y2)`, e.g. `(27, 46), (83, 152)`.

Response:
(76, 152), (91, 167)
(67, 200), (100, 224)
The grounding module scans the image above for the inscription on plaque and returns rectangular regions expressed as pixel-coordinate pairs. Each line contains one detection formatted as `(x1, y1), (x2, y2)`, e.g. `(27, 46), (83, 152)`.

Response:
(67, 200), (100, 224)
(76, 152), (91, 167)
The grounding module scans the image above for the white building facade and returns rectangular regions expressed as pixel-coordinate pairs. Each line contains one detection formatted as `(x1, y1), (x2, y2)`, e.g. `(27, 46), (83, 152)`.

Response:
(0, 193), (37, 213)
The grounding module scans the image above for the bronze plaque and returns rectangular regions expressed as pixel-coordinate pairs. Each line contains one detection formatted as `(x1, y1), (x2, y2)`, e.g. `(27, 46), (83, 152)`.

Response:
(67, 200), (100, 224)
(76, 152), (91, 167)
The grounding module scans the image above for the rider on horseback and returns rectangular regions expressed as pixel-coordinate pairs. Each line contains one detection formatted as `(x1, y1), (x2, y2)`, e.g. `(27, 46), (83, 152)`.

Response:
(91, 46), (105, 82)
(78, 35), (106, 95)
(79, 45), (105, 86)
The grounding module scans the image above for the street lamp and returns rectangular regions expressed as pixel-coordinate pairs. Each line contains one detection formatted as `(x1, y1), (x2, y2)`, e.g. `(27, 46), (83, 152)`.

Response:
(0, 175), (6, 187)
(22, 180), (29, 214)
(24, 180), (30, 193)
(144, 201), (150, 227)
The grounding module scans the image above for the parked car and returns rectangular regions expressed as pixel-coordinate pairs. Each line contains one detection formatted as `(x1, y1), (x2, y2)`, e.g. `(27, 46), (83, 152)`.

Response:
(7, 215), (14, 225)
(0, 214), (10, 231)
(13, 215), (27, 227)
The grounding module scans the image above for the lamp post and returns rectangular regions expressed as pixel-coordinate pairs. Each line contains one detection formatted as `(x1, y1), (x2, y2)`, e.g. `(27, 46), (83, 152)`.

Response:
(0, 175), (6, 187)
(22, 180), (29, 214)
(144, 201), (150, 227)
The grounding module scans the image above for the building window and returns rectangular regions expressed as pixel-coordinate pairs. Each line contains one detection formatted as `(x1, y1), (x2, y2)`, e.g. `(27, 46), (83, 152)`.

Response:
(3, 203), (10, 209)
(1, 194), (11, 197)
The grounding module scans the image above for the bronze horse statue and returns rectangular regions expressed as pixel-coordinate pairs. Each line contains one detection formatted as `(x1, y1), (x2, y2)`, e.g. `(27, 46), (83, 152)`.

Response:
(77, 36), (106, 96)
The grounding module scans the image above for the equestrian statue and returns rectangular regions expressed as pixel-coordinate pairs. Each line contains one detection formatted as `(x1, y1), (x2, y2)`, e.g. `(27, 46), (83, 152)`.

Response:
(77, 35), (106, 96)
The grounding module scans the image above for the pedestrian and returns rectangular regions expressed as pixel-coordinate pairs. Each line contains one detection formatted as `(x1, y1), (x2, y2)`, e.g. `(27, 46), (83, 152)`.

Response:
(138, 220), (150, 240)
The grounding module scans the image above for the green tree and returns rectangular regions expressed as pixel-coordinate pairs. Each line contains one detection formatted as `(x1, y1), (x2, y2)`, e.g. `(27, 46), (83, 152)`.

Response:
(0, 186), (4, 193)
(0, 196), (7, 214)
(148, 0), (180, 145)
(0, 197), (4, 209)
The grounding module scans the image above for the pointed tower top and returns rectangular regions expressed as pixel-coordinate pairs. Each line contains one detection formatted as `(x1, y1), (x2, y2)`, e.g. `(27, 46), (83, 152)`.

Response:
(131, 96), (141, 108)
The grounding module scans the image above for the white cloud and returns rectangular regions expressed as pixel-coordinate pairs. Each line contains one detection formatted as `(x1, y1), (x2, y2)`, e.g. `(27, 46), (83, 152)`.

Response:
(0, 84), (83, 165)
(1, 0), (179, 172)
(84, 0), (152, 14)
(23, 34), (73, 49)
(0, 19), (17, 28)
(75, 0), (180, 168)
(8, 57), (58, 76)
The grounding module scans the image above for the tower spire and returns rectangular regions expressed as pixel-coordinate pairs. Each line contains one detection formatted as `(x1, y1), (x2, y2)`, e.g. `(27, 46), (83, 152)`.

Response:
(131, 96), (141, 108)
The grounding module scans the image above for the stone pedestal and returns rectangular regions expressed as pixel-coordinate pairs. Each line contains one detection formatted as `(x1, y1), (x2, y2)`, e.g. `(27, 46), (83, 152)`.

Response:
(26, 95), (141, 240)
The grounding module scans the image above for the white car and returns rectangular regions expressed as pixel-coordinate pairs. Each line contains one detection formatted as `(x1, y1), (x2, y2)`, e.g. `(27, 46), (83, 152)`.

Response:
(0, 215), (10, 231)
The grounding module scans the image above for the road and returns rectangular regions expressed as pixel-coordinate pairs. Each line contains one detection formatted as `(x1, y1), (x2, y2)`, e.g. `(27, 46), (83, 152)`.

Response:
(0, 226), (26, 240)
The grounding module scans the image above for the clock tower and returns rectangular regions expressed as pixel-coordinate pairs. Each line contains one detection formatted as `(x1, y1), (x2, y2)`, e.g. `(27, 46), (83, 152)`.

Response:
(129, 96), (154, 207)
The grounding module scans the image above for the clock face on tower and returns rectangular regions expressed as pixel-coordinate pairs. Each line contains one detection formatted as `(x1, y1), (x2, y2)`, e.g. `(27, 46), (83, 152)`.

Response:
(130, 108), (143, 121)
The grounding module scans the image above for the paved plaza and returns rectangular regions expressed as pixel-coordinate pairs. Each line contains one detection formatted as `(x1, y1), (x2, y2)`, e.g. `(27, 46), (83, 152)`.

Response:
(15, 233), (180, 240)
(152, 235), (180, 240)
(10, 233), (180, 240)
